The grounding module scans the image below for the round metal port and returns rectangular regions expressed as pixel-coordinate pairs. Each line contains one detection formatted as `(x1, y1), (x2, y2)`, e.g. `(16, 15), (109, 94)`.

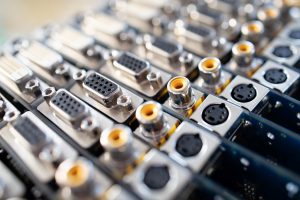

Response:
(231, 84), (257, 103)
(66, 163), (89, 187)
(247, 22), (262, 33)
(199, 57), (220, 72)
(176, 134), (202, 157)
(202, 103), (229, 125)
(289, 29), (300, 40)
(235, 42), (253, 54)
(264, 68), (287, 84)
(272, 46), (293, 58)
(137, 102), (160, 122)
(143, 165), (170, 190)
(169, 76), (189, 92)
(101, 125), (132, 150)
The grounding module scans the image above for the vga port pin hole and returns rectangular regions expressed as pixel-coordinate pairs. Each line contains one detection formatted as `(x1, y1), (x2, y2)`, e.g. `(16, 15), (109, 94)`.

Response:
(51, 91), (85, 117)
(84, 73), (118, 96)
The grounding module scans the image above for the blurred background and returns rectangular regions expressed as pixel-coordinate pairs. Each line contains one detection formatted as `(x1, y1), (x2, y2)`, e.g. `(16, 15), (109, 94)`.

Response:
(0, 0), (101, 46)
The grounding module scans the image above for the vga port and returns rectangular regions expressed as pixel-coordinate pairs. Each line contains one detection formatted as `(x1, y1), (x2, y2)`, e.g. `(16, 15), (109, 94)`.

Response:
(0, 54), (34, 90)
(186, 24), (212, 39)
(49, 89), (89, 127)
(113, 52), (150, 82)
(150, 37), (181, 57)
(12, 116), (50, 154)
(83, 72), (121, 107)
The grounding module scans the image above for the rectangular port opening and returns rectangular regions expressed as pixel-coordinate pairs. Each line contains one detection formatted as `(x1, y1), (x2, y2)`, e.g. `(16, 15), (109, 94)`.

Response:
(83, 72), (121, 107)
(49, 89), (88, 126)
(149, 37), (181, 58)
(12, 116), (50, 153)
(113, 52), (150, 82)
(186, 24), (212, 39)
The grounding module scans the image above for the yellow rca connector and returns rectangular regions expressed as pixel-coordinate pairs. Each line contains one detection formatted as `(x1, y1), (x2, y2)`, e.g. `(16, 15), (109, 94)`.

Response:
(282, 0), (300, 6)
(101, 124), (133, 155)
(66, 163), (89, 188)
(136, 101), (169, 143)
(247, 23), (261, 33)
(108, 129), (127, 148)
(261, 7), (280, 20)
(198, 57), (221, 85)
(169, 76), (189, 92)
(232, 41), (255, 67)
(236, 43), (252, 54)
(100, 125), (136, 175)
(241, 21), (265, 45)
(196, 56), (232, 94)
(167, 76), (195, 110)
(231, 40), (263, 77)
(139, 103), (159, 122)
(200, 58), (220, 72)
(55, 157), (103, 199)
(56, 158), (92, 188)
(257, 5), (281, 35)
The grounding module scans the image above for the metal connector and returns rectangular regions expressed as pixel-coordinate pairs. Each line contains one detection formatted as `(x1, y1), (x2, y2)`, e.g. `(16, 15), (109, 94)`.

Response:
(44, 25), (104, 69)
(14, 40), (66, 74)
(196, 57), (232, 94)
(167, 76), (195, 110)
(173, 20), (231, 57)
(199, 57), (221, 85)
(252, 60), (300, 93)
(129, 0), (179, 16)
(112, 52), (151, 83)
(220, 76), (270, 112)
(13, 39), (74, 87)
(227, 41), (263, 76)
(137, 35), (199, 76)
(187, 4), (224, 28)
(101, 51), (170, 98)
(136, 101), (169, 143)
(190, 95), (243, 137)
(124, 149), (191, 200)
(1, 111), (77, 182)
(257, 5), (282, 36)
(48, 89), (90, 129)
(206, 0), (241, 17)
(144, 36), (182, 65)
(278, 21), (300, 45)
(241, 21), (265, 47)
(10, 116), (61, 163)
(71, 70), (143, 123)
(186, 3), (241, 41)
(40, 88), (114, 148)
(83, 72), (122, 108)
(79, 12), (135, 50)
(263, 38), (299, 67)
(232, 41), (255, 66)
(161, 121), (221, 172)
(55, 158), (104, 199)
(0, 94), (20, 122)
(113, 1), (166, 34)
(100, 125), (135, 170)
(0, 54), (36, 92)
(46, 89), (101, 137)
